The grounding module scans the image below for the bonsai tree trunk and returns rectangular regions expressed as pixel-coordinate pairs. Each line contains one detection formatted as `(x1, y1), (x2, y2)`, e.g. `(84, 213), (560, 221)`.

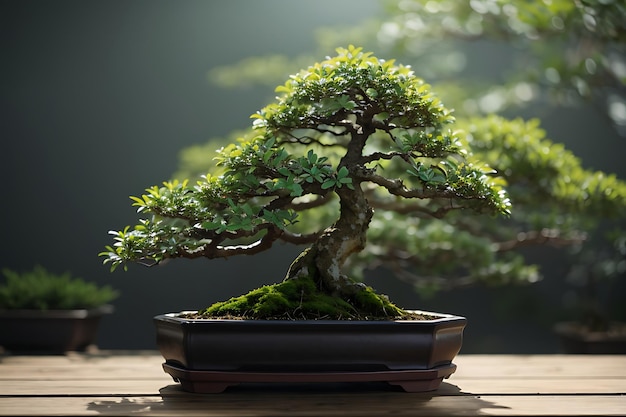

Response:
(286, 127), (374, 298)
(286, 185), (373, 296)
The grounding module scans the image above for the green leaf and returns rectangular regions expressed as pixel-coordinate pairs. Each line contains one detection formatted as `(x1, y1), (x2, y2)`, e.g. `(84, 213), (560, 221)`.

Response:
(201, 221), (221, 230)
(129, 196), (145, 206)
(289, 183), (303, 197)
(307, 149), (317, 165)
(366, 88), (378, 98)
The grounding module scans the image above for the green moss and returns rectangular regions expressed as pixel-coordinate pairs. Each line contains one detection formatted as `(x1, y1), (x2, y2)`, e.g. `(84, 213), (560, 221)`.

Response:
(354, 286), (405, 317)
(197, 275), (408, 320)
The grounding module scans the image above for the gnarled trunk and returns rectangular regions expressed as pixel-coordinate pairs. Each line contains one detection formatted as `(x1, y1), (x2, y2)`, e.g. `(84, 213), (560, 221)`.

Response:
(285, 125), (374, 297)
(285, 184), (373, 296)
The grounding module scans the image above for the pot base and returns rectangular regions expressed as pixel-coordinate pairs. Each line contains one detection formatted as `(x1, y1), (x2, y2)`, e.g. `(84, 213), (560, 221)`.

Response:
(162, 362), (457, 393)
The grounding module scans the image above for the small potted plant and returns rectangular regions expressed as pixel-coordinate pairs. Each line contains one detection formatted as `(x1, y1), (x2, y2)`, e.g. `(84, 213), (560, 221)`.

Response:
(101, 46), (511, 392)
(0, 265), (118, 353)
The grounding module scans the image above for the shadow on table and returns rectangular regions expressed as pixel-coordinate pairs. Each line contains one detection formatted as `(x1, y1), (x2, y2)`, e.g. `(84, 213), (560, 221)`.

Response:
(87, 381), (510, 416)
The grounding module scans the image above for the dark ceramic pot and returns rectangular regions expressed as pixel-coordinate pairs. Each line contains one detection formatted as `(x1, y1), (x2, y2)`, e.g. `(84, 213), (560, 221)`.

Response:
(154, 310), (466, 393)
(0, 305), (113, 354)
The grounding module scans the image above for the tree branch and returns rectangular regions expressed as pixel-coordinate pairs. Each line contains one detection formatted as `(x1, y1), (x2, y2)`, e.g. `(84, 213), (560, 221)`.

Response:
(196, 226), (282, 259)
(494, 229), (587, 252)
(365, 254), (476, 291)
(287, 194), (333, 211)
(366, 193), (462, 218)
(358, 169), (456, 199)
(279, 230), (322, 245)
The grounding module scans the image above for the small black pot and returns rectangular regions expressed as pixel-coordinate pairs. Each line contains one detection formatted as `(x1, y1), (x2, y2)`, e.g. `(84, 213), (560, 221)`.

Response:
(0, 305), (113, 354)
(154, 310), (466, 392)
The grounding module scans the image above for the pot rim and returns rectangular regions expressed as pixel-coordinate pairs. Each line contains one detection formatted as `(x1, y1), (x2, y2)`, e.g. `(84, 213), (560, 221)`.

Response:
(0, 304), (114, 319)
(155, 309), (466, 326)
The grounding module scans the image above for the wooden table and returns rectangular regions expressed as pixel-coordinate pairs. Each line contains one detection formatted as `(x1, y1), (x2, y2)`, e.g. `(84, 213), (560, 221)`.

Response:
(1, 351), (624, 416)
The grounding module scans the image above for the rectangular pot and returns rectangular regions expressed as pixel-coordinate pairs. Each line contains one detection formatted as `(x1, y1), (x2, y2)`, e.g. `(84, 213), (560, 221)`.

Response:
(154, 310), (466, 372)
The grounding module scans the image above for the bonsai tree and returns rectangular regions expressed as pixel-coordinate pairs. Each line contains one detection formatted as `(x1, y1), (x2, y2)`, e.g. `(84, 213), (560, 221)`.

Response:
(101, 46), (510, 319)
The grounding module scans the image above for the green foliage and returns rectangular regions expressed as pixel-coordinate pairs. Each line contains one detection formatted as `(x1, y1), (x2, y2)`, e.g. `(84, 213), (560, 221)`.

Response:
(0, 266), (118, 310)
(459, 115), (626, 220)
(102, 47), (511, 275)
(257, 45), (454, 133)
(200, 274), (405, 320)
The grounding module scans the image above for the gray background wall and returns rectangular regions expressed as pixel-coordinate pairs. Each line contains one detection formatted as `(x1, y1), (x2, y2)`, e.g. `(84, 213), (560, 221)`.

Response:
(2, 0), (624, 353)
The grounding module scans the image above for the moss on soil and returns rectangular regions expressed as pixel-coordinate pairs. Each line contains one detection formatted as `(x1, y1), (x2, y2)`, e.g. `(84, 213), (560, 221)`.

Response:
(191, 275), (429, 320)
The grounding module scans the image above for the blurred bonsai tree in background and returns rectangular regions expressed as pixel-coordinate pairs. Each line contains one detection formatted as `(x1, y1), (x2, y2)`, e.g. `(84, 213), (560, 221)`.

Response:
(173, 0), (626, 330)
